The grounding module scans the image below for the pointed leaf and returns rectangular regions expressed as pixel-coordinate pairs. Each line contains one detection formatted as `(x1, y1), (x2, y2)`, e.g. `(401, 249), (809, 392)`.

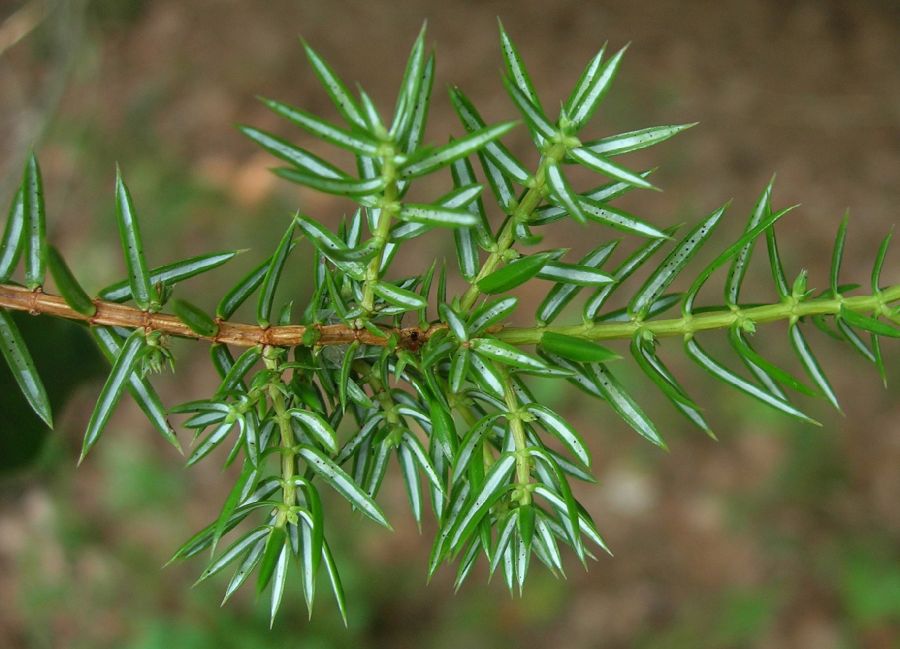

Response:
(186, 418), (235, 466)
(569, 146), (654, 189)
(527, 404), (591, 466)
(537, 262), (612, 286)
(439, 303), (468, 341)
(448, 347), (470, 394)
(256, 526), (286, 593)
(321, 540), (348, 626)
(469, 296), (518, 335)
(399, 122), (517, 179)
(629, 208), (724, 318)
(257, 221), (295, 326)
(47, 245), (96, 316)
(400, 53), (435, 154)
(840, 306), (900, 338)
(101, 250), (241, 303)
(830, 212), (850, 296)
(398, 204), (479, 228)
(301, 40), (366, 128)
(0, 187), (24, 282)
(210, 460), (257, 555)
(173, 298), (218, 337)
(684, 204), (794, 314)
(372, 281), (427, 310)
(545, 161), (587, 223)
(498, 20), (541, 109)
(765, 222), (790, 298)
(91, 327), (177, 449)
(389, 24), (428, 143)
(567, 45), (627, 130)
(0, 309), (53, 427)
(564, 44), (606, 114)
(23, 155), (47, 290)
(80, 328), (146, 461)
(468, 352), (505, 399)
(297, 445), (391, 528)
(448, 86), (530, 184)
(114, 168), (157, 310)
(540, 332), (620, 364)
(630, 334), (712, 435)
(584, 230), (673, 320)
(293, 213), (365, 279)
(289, 409), (339, 455)
(583, 123), (697, 157)
(725, 179), (774, 304)
(586, 363), (665, 447)
(502, 76), (554, 140)
(789, 324), (841, 411)
(471, 338), (549, 371)
(871, 229), (893, 293)
(477, 252), (554, 294)
(195, 526), (269, 585)
(686, 336), (818, 424)
(728, 326), (818, 398)
(448, 452), (516, 550)
(274, 167), (385, 198)
(537, 242), (617, 324)
(262, 97), (380, 156)
(575, 197), (667, 238)
(239, 126), (346, 178)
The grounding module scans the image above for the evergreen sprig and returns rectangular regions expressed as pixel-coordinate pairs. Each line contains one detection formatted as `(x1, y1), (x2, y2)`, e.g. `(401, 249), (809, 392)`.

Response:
(0, 23), (897, 625)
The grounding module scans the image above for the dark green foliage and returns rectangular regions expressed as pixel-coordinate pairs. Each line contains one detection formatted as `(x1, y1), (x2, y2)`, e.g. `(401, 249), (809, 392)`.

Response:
(0, 23), (896, 627)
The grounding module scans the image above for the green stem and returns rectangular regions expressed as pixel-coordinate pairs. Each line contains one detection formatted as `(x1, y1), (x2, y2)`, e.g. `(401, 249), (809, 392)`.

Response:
(499, 365), (531, 506)
(353, 360), (403, 441)
(497, 288), (900, 345)
(264, 347), (295, 522)
(458, 143), (567, 312)
(361, 151), (399, 314)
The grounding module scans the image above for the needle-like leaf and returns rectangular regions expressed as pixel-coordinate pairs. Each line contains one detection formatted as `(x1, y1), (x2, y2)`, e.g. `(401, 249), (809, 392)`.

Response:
(301, 40), (366, 129)
(545, 161), (588, 224)
(583, 123), (697, 157)
(91, 327), (178, 450)
(538, 242), (618, 324)
(527, 403), (591, 466)
(80, 328), (146, 463)
(568, 147), (654, 189)
(297, 445), (391, 529)
(23, 155), (47, 290)
(114, 168), (157, 310)
(629, 208), (724, 318)
(101, 250), (241, 303)
(789, 324), (841, 412)
(240, 126), (346, 178)
(399, 122), (517, 179)
(540, 332), (620, 364)
(0, 188), (25, 282)
(686, 336), (818, 425)
(0, 309), (53, 427)
(47, 245), (96, 317)
(262, 97), (381, 156)
(256, 222), (295, 327)
(449, 86), (530, 184)
(587, 363), (665, 448)
(566, 45), (627, 130)
(173, 298), (218, 337)
(477, 252), (555, 294)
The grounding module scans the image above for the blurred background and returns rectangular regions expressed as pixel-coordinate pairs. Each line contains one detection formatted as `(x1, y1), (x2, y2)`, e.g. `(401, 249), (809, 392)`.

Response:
(1, 1), (899, 647)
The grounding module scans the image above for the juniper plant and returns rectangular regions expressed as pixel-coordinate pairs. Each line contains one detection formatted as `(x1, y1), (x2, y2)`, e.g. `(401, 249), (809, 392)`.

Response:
(0, 23), (897, 626)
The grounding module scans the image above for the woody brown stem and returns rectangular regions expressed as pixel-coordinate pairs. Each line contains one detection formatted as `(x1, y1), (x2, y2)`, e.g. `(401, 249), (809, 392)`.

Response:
(1, 281), (898, 350)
